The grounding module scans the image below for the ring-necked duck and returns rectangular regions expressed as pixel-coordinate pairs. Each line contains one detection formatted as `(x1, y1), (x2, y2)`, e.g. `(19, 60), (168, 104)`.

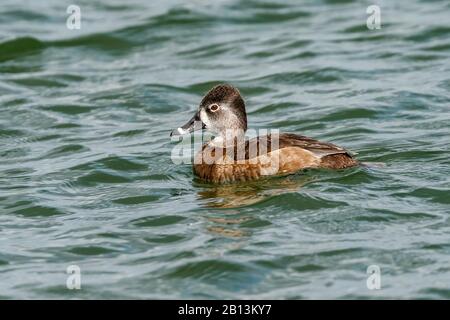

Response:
(171, 84), (358, 183)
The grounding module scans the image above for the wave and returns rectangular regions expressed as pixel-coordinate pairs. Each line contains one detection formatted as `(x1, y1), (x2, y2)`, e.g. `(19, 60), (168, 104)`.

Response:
(0, 37), (45, 62)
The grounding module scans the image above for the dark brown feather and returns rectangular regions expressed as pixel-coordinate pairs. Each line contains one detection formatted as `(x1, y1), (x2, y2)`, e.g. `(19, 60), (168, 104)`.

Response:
(319, 153), (359, 169)
(276, 133), (348, 155)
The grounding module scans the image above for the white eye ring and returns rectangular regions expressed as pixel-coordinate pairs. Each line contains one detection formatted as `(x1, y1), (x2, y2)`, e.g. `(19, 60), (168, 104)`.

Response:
(209, 104), (219, 112)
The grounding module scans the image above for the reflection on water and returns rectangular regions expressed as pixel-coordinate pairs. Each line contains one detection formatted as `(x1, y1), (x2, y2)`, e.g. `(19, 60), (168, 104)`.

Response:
(197, 174), (313, 209)
(197, 174), (313, 237)
(207, 225), (250, 238)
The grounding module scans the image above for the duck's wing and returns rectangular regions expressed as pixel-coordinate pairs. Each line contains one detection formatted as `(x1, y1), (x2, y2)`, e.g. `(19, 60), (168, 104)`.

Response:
(276, 133), (353, 158)
(243, 133), (354, 160)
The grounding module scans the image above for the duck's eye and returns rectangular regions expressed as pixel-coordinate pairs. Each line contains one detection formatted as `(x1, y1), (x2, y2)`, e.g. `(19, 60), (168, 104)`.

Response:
(209, 104), (219, 112)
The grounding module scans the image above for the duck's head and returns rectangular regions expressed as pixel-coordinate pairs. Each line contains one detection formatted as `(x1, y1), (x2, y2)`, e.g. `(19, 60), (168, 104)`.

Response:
(170, 84), (247, 138)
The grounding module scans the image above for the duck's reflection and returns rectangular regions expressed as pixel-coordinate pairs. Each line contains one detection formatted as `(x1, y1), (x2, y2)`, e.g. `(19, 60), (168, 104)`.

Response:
(197, 174), (312, 208)
(196, 174), (313, 237)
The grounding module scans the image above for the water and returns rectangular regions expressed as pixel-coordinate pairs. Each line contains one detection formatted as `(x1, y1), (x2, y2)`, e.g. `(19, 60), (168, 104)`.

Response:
(0, 0), (449, 299)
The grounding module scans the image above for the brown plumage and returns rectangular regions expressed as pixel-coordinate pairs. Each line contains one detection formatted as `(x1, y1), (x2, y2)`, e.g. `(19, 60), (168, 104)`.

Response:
(171, 84), (359, 184)
(193, 133), (358, 183)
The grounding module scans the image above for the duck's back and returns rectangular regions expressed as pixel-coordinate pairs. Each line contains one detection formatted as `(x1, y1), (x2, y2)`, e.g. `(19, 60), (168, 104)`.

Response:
(276, 133), (358, 169)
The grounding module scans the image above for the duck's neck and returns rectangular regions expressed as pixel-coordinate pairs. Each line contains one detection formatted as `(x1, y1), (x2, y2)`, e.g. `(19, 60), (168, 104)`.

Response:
(209, 129), (246, 148)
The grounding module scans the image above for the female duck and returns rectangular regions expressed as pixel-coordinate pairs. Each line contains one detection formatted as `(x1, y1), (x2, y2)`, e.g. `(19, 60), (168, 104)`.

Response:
(171, 84), (358, 183)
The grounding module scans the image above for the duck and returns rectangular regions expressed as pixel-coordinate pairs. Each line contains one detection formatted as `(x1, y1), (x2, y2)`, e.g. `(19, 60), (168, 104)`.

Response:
(170, 84), (358, 183)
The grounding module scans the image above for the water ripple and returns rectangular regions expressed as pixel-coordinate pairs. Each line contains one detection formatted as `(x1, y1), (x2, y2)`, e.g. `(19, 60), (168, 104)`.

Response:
(0, 0), (449, 300)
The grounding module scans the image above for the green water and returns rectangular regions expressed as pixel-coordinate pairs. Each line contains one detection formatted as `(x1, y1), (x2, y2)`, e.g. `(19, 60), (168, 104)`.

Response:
(1, 0), (450, 299)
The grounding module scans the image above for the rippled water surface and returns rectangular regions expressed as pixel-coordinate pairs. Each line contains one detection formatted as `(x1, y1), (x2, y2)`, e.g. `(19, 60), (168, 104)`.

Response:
(1, 0), (450, 299)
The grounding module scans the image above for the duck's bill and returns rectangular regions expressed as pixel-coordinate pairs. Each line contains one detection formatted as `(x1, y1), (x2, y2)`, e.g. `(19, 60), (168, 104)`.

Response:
(170, 111), (206, 137)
